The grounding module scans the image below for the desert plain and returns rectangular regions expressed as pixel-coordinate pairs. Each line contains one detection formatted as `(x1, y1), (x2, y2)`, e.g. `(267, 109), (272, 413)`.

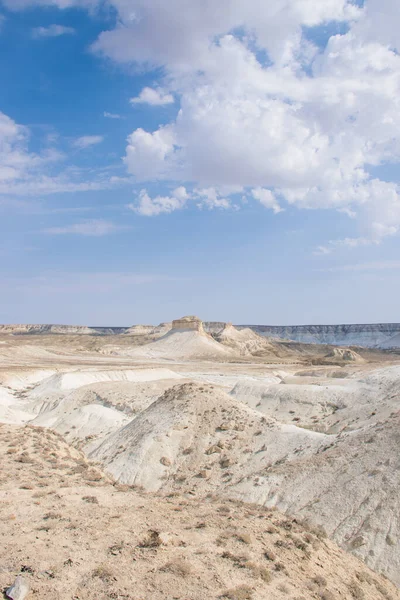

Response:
(1, 316), (400, 600)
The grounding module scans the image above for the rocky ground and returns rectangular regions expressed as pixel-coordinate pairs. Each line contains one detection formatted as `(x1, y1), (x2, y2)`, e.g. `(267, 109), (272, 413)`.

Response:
(1, 423), (399, 600)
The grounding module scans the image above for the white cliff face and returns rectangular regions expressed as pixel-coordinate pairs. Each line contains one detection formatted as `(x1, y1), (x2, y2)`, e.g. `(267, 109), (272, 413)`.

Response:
(171, 316), (205, 333)
(3, 320), (400, 349)
(234, 323), (400, 349)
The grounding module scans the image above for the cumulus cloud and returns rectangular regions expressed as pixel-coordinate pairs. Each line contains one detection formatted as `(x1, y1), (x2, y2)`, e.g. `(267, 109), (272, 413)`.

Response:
(124, 127), (176, 180)
(104, 111), (122, 119)
(252, 188), (283, 214)
(8, 0), (400, 247)
(44, 219), (123, 236)
(128, 187), (188, 216)
(130, 87), (174, 106)
(73, 135), (104, 149)
(32, 24), (75, 38)
(103, 0), (400, 244)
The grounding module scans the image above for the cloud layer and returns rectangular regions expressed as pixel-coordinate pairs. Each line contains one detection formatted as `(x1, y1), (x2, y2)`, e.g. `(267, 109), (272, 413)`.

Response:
(91, 0), (400, 246)
(2, 0), (400, 249)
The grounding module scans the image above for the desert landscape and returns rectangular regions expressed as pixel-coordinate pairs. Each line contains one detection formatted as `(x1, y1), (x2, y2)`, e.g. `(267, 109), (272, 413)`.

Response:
(1, 316), (400, 599)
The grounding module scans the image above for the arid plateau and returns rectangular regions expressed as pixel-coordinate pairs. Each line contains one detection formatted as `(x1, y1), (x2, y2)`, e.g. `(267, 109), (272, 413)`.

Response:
(1, 316), (400, 600)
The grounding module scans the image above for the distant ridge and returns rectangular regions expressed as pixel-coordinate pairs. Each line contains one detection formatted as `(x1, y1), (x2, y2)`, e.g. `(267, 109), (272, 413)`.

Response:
(2, 321), (400, 348)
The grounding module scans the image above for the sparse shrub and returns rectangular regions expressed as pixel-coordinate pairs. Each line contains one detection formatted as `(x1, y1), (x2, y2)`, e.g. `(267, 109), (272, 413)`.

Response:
(356, 572), (373, 584)
(313, 575), (327, 587)
(319, 591), (336, 600)
(82, 495), (99, 504)
(348, 581), (365, 599)
(274, 562), (286, 573)
(264, 550), (276, 561)
(236, 532), (252, 544)
(220, 585), (253, 599)
(138, 530), (162, 548)
(245, 562), (271, 582)
(43, 511), (62, 520)
(161, 558), (191, 577)
(92, 564), (113, 581)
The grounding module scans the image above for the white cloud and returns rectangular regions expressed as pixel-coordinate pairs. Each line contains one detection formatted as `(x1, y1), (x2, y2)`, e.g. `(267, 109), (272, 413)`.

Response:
(130, 87), (174, 106)
(0, 111), (127, 198)
(128, 187), (188, 216)
(32, 24), (75, 39)
(0, 111), (62, 185)
(8, 0), (400, 247)
(110, 1), (400, 242)
(194, 188), (233, 210)
(72, 135), (104, 149)
(104, 111), (122, 119)
(252, 188), (283, 214)
(124, 127), (176, 180)
(44, 219), (124, 236)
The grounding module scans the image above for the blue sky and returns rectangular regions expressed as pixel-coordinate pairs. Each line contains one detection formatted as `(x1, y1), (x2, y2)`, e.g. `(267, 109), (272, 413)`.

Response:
(1, 0), (400, 326)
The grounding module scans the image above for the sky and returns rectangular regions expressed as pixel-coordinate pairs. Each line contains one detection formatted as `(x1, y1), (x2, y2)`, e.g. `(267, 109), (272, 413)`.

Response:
(1, 0), (400, 326)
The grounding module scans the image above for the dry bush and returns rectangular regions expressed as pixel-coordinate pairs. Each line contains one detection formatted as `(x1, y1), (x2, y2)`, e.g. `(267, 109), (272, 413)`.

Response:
(43, 511), (62, 520)
(160, 558), (191, 577)
(277, 583), (290, 594)
(138, 530), (162, 548)
(92, 564), (114, 581)
(82, 495), (99, 504)
(236, 532), (252, 545)
(373, 580), (393, 599)
(348, 581), (365, 599)
(319, 591), (336, 600)
(220, 585), (253, 599)
(245, 561), (271, 582)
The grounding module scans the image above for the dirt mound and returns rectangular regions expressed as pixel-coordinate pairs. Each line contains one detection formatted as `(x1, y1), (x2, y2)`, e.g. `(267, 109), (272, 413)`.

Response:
(88, 383), (326, 492)
(311, 347), (366, 365)
(131, 324), (234, 361)
(326, 348), (365, 362)
(215, 324), (277, 356)
(1, 423), (398, 600)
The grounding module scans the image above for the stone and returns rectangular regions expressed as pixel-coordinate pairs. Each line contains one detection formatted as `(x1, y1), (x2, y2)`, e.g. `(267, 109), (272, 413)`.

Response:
(219, 421), (235, 431)
(205, 445), (222, 455)
(160, 457), (172, 466)
(6, 575), (30, 600)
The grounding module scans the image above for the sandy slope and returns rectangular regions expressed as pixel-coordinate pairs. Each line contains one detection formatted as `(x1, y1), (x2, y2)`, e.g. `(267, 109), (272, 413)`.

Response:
(129, 329), (234, 361)
(88, 383), (327, 491)
(1, 423), (399, 600)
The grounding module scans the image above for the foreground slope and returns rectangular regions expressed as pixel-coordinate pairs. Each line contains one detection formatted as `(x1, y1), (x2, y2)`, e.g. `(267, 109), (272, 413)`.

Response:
(1, 423), (399, 600)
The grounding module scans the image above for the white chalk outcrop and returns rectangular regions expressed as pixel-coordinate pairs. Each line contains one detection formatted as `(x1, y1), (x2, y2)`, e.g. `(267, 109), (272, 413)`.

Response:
(129, 316), (234, 361)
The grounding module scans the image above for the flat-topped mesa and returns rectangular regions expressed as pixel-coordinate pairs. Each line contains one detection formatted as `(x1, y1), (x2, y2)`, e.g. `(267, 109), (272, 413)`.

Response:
(171, 316), (205, 334)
